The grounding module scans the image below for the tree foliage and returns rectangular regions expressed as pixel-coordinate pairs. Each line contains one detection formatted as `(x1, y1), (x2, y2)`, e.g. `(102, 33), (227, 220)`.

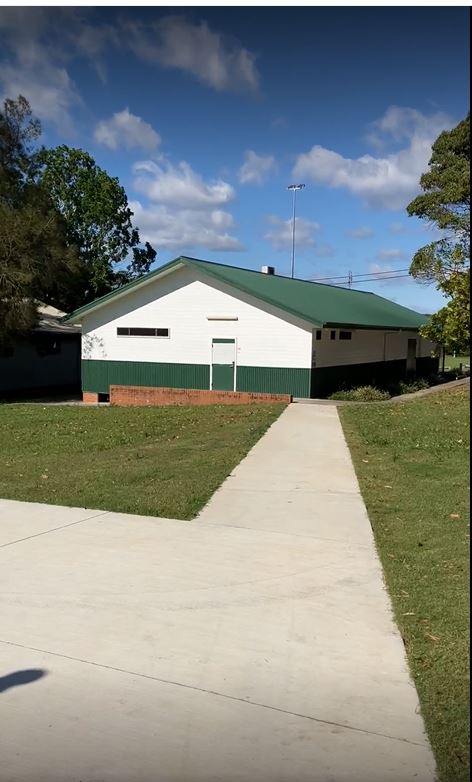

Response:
(0, 97), (77, 346)
(37, 146), (156, 309)
(1, 96), (157, 342)
(407, 114), (470, 353)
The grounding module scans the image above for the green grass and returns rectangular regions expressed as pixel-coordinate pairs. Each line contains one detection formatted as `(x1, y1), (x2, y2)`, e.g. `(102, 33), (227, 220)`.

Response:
(445, 354), (470, 370)
(340, 387), (470, 782)
(0, 403), (285, 519)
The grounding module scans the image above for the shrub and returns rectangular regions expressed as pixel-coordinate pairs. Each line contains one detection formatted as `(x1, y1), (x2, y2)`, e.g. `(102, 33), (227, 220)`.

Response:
(328, 385), (391, 402)
(443, 366), (470, 379)
(392, 378), (430, 396)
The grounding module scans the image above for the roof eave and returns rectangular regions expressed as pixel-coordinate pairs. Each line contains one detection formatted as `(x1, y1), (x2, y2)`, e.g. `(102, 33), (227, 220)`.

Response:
(324, 322), (424, 331)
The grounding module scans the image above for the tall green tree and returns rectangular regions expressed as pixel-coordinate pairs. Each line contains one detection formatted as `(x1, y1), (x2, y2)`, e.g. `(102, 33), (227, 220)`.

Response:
(407, 114), (470, 353)
(0, 95), (41, 203)
(37, 146), (156, 310)
(0, 96), (78, 346)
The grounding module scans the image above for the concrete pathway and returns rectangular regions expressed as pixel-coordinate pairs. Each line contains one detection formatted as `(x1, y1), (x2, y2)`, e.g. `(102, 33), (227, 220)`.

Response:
(0, 404), (435, 782)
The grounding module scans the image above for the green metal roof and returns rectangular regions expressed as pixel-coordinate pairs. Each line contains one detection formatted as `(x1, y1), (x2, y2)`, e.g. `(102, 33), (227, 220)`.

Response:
(65, 256), (427, 330)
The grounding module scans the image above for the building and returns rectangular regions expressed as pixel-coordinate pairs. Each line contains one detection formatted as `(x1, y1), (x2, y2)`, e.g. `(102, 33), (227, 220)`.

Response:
(64, 257), (438, 401)
(0, 304), (81, 398)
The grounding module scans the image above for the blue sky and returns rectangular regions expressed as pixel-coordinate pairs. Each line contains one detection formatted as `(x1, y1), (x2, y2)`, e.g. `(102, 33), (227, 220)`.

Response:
(0, 6), (469, 312)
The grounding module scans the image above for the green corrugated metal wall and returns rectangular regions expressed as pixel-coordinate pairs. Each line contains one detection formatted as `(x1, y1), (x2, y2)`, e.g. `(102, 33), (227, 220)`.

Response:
(236, 366), (311, 397)
(82, 360), (210, 393)
(82, 360), (311, 397)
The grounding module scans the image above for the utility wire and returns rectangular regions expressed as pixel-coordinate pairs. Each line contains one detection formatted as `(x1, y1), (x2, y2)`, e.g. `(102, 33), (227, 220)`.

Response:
(349, 274), (411, 283)
(314, 274), (411, 286)
(309, 268), (410, 282)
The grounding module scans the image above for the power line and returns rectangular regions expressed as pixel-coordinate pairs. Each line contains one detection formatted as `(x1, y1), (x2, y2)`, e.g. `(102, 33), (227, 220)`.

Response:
(314, 274), (410, 286)
(309, 268), (410, 283)
(349, 274), (411, 284)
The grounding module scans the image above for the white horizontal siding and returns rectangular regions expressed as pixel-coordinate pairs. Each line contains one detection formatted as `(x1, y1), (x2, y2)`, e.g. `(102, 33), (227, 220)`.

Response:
(312, 328), (435, 368)
(81, 266), (313, 369)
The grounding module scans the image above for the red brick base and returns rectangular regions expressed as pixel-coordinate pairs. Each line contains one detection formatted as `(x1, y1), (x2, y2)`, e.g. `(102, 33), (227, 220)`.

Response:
(82, 392), (99, 404)
(109, 385), (291, 407)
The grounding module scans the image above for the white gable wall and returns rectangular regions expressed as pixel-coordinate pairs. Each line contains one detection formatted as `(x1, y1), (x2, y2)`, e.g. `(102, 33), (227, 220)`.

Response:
(81, 266), (313, 369)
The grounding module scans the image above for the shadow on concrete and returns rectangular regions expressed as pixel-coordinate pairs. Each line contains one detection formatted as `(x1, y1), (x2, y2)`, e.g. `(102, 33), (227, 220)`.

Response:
(0, 669), (47, 693)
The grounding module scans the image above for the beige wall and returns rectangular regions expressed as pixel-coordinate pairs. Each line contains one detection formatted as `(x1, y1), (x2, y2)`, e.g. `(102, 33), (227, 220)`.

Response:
(312, 328), (435, 368)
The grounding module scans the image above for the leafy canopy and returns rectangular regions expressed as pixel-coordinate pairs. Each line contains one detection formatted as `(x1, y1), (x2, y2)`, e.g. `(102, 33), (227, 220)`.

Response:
(0, 97), (77, 345)
(1, 96), (157, 342)
(37, 146), (156, 310)
(407, 114), (470, 354)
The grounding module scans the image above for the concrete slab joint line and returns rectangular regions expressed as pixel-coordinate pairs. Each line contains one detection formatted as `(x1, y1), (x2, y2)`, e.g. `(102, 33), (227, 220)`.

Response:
(0, 636), (428, 748)
(0, 509), (109, 549)
(0, 403), (436, 781)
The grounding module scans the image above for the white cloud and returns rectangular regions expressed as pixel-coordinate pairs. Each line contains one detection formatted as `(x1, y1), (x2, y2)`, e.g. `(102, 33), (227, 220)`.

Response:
(0, 9), (259, 135)
(369, 263), (395, 275)
(264, 216), (321, 251)
(125, 15), (259, 94)
(389, 222), (409, 235)
(133, 159), (235, 209)
(314, 243), (336, 258)
(293, 106), (452, 210)
(365, 106), (443, 149)
(95, 108), (161, 152)
(130, 157), (241, 252)
(367, 263), (411, 286)
(130, 200), (242, 252)
(0, 39), (79, 130)
(70, 15), (118, 82)
(376, 248), (406, 261)
(271, 116), (288, 130)
(0, 8), (115, 129)
(347, 226), (374, 239)
(238, 150), (276, 185)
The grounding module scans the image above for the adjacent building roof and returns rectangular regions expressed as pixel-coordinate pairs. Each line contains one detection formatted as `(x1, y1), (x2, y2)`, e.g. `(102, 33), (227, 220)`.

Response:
(36, 303), (80, 335)
(65, 256), (427, 331)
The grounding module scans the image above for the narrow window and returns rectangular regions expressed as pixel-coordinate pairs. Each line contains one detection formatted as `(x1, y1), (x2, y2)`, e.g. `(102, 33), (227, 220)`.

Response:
(117, 327), (169, 338)
(339, 331), (352, 340)
(315, 330), (322, 341)
(129, 328), (155, 337)
(330, 330), (336, 340)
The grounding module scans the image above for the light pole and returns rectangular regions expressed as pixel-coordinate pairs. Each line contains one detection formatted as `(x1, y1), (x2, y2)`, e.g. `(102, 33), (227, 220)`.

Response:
(287, 183), (305, 279)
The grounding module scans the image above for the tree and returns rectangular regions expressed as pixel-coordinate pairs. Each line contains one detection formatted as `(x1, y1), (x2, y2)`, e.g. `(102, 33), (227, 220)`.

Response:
(407, 114), (470, 353)
(0, 95), (41, 204)
(37, 146), (156, 310)
(0, 97), (78, 346)
(0, 198), (79, 343)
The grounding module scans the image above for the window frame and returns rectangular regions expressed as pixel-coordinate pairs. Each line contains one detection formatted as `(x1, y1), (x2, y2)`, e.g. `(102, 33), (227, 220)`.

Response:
(330, 330), (336, 340)
(315, 330), (322, 341)
(116, 327), (170, 338)
(339, 330), (352, 341)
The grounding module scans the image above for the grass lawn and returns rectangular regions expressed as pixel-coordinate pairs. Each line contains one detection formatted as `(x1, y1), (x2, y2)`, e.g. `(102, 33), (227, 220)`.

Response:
(445, 354), (470, 370)
(340, 387), (470, 782)
(0, 403), (285, 519)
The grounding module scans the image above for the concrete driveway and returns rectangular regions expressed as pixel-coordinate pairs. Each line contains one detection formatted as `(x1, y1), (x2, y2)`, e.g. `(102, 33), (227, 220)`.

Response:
(0, 404), (435, 782)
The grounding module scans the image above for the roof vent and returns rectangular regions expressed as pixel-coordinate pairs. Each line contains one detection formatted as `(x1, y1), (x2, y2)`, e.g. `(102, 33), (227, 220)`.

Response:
(261, 265), (275, 275)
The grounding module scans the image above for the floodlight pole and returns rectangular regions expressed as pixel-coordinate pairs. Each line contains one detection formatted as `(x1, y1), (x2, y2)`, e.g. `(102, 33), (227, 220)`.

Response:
(288, 183), (305, 278)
